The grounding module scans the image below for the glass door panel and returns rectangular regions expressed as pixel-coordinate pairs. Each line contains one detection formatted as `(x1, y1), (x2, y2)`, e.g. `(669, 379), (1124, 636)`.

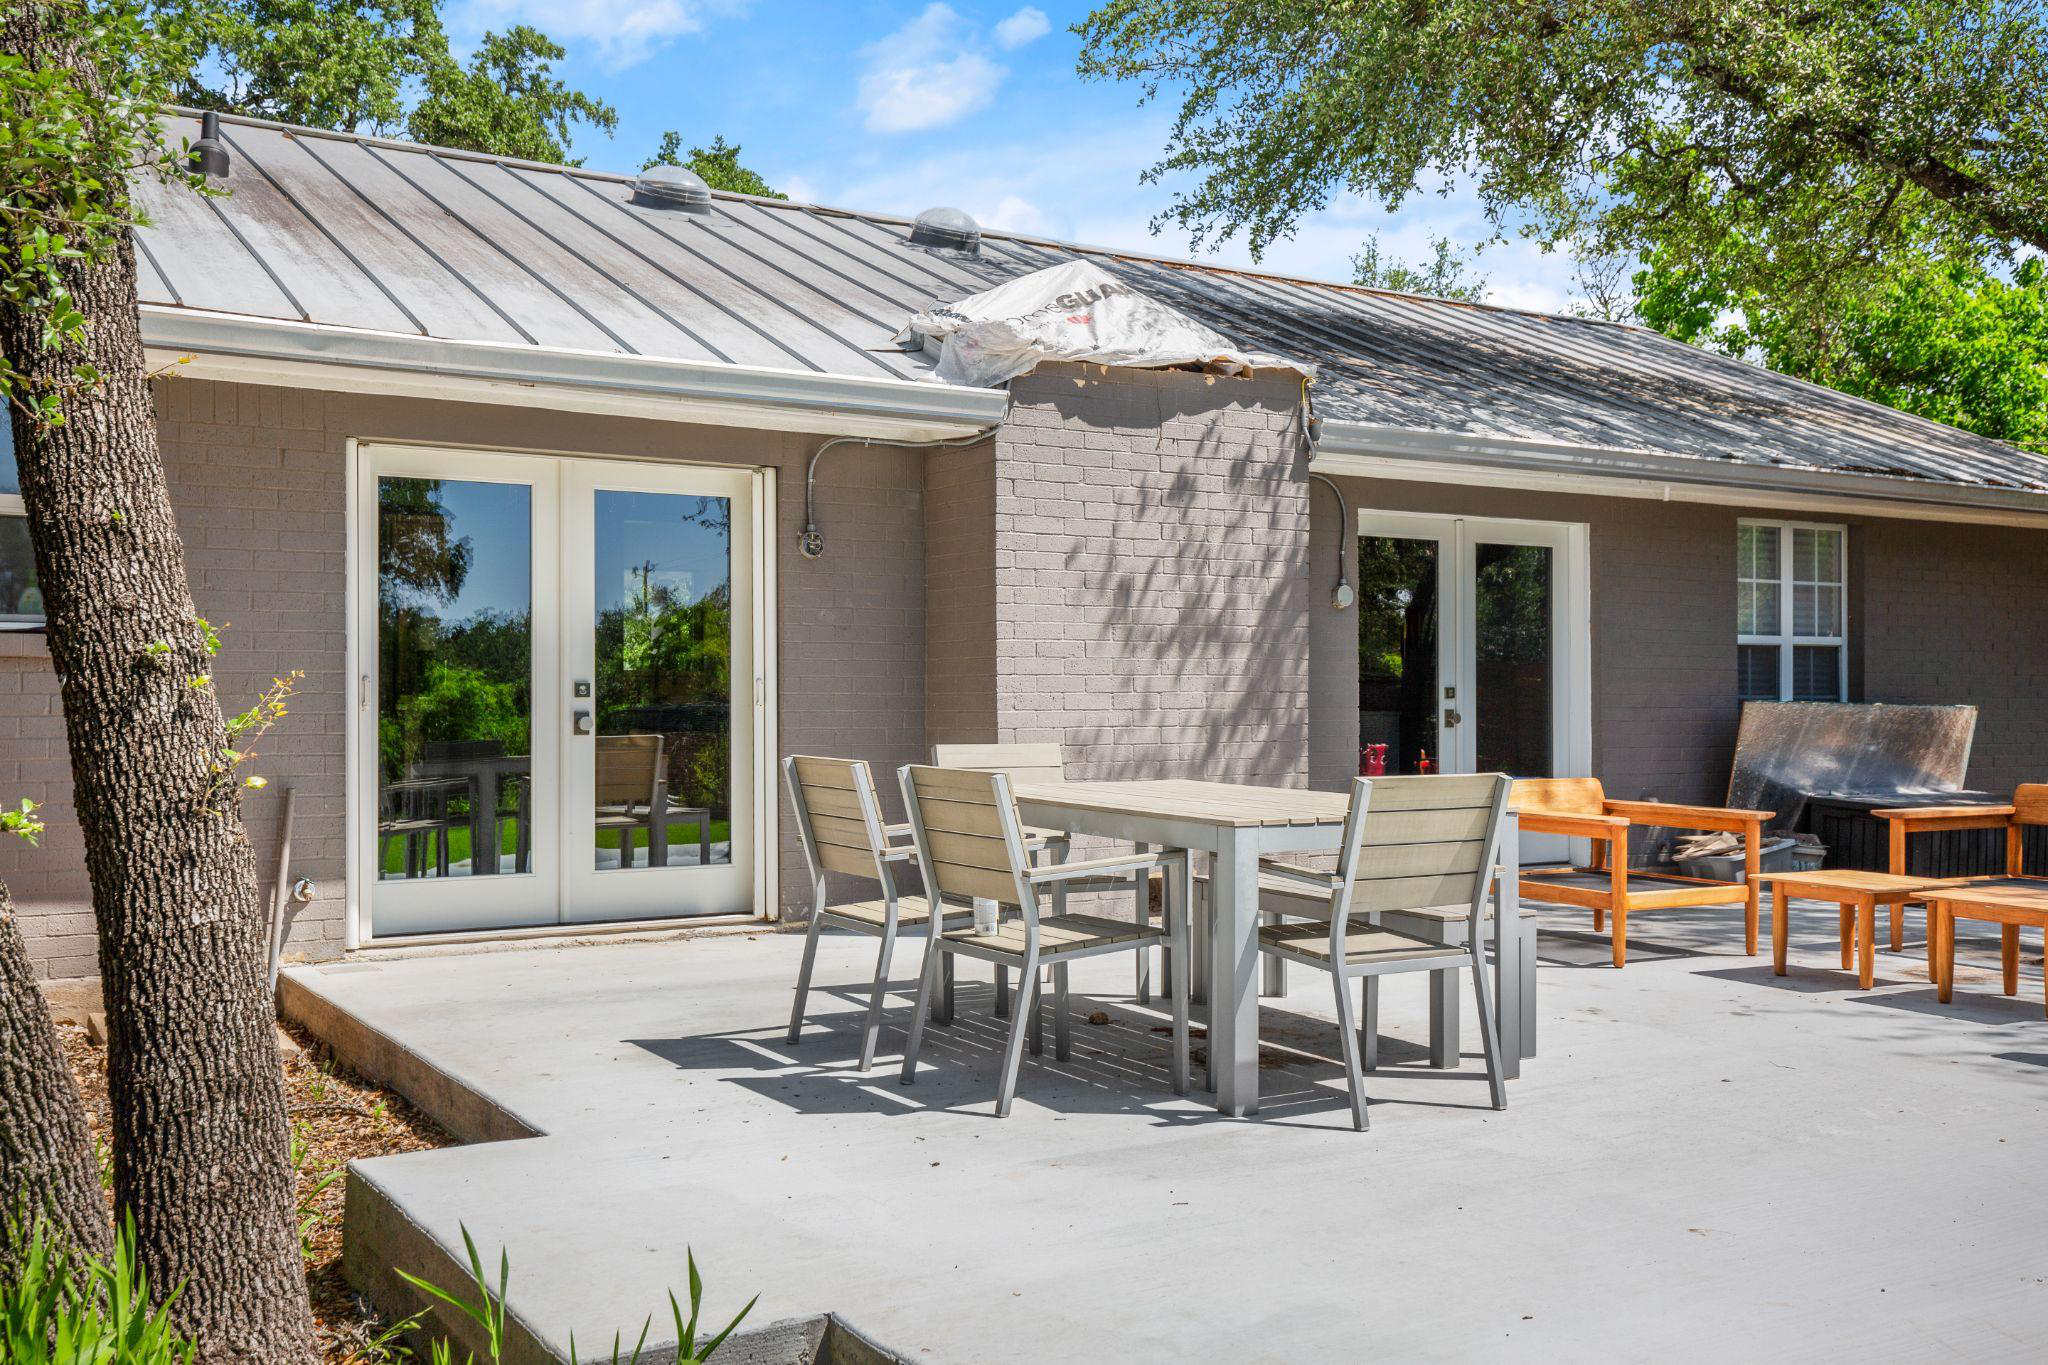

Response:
(1357, 525), (1452, 776)
(365, 454), (559, 937)
(1471, 541), (1555, 778)
(563, 463), (753, 923)
(590, 489), (733, 872)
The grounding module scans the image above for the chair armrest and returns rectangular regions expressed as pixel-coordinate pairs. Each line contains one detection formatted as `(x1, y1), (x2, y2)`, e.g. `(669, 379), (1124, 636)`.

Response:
(1025, 850), (1180, 885)
(1601, 801), (1770, 832)
(1256, 859), (1342, 894)
(1874, 804), (2015, 824)
(1516, 811), (1628, 839)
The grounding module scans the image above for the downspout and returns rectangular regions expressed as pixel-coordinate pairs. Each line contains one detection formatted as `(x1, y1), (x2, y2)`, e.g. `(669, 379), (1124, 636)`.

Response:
(799, 423), (1004, 559)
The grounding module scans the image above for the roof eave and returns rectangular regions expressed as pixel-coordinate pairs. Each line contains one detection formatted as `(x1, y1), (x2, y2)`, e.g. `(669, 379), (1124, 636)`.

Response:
(1315, 419), (2048, 528)
(139, 307), (1009, 442)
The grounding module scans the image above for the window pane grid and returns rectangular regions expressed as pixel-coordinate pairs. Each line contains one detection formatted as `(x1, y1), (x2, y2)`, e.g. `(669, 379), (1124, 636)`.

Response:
(1737, 521), (1845, 702)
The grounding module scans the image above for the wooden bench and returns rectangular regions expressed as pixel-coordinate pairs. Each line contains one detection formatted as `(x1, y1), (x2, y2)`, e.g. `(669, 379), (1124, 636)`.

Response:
(1513, 778), (1769, 968)
(1876, 783), (2048, 950)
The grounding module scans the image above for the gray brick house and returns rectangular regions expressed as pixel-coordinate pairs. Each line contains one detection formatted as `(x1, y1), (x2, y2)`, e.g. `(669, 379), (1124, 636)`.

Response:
(6, 111), (2046, 983)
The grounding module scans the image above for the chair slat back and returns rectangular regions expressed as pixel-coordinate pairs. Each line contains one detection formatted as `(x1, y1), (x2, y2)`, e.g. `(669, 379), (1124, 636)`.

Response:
(1508, 776), (1604, 818)
(785, 756), (891, 882)
(597, 734), (664, 807)
(1341, 774), (1513, 917)
(901, 764), (1029, 907)
(2014, 784), (2048, 827)
(930, 743), (1067, 785)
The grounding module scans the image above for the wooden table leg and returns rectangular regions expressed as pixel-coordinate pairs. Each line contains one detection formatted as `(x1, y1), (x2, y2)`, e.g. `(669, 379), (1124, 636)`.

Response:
(1926, 904), (1941, 985)
(2002, 924), (2021, 996)
(1937, 906), (1954, 1003)
(1890, 902), (1904, 953)
(1857, 895), (1876, 990)
(1839, 904), (1853, 970)
(1771, 882), (1788, 976)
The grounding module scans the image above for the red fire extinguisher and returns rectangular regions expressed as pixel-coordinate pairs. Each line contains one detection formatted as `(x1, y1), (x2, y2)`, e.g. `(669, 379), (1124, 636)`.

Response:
(1361, 743), (1387, 776)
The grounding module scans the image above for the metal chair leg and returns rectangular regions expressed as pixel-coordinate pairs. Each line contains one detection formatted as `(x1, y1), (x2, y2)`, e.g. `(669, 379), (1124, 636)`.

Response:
(936, 951), (956, 1026)
(1468, 949), (1508, 1111)
(1170, 858), (1191, 1096)
(1360, 976), (1380, 1071)
(995, 965), (1010, 1018)
(898, 941), (944, 1085)
(1429, 968), (1460, 1070)
(1053, 962), (1072, 1062)
(1262, 911), (1286, 996)
(857, 921), (897, 1072)
(995, 962), (1039, 1118)
(1134, 845), (1152, 1004)
(1028, 968), (1045, 1056)
(1519, 915), (1538, 1060)
(1330, 966), (1370, 1131)
(786, 906), (828, 1044)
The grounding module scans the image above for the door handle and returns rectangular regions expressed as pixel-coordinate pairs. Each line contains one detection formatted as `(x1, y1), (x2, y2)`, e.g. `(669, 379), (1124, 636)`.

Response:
(572, 709), (593, 736)
(1444, 709), (1464, 728)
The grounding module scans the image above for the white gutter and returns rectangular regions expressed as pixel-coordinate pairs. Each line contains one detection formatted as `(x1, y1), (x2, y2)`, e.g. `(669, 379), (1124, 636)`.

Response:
(140, 307), (1010, 441)
(1315, 420), (2048, 528)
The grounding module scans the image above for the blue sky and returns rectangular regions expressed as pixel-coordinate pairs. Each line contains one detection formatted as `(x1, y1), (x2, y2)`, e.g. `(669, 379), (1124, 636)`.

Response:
(446, 0), (1586, 311)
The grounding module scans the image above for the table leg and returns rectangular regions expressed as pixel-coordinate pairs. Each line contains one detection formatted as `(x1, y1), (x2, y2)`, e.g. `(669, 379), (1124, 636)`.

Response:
(1771, 882), (1787, 976)
(1492, 861), (1522, 1080)
(1890, 902), (1904, 953)
(1839, 905), (1853, 970)
(1209, 831), (1261, 1117)
(2002, 924), (2020, 996)
(1495, 819), (1523, 1076)
(1857, 896), (1876, 990)
(475, 773), (497, 875)
(1936, 907), (1954, 1003)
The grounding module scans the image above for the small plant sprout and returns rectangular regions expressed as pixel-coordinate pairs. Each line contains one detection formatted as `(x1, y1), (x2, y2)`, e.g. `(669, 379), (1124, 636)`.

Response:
(2, 798), (43, 845)
(399, 1231), (756, 1364)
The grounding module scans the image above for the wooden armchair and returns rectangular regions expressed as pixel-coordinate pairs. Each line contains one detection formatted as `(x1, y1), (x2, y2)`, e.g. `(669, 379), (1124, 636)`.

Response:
(1876, 783), (2048, 951)
(1513, 778), (1770, 967)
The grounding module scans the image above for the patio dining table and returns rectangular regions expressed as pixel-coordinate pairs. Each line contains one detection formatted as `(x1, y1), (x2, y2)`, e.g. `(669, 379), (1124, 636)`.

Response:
(1013, 778), (1526, 1117)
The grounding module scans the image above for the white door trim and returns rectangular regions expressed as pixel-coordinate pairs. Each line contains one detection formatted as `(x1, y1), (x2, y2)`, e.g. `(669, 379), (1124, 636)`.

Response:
(1353, 508), (1593, 782)
(346, 441), (777, 946)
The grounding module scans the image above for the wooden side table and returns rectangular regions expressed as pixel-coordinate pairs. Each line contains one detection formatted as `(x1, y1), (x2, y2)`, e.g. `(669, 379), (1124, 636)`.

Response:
(1761, 871), (1961, 990)
(1923, 885), (2048, 1017)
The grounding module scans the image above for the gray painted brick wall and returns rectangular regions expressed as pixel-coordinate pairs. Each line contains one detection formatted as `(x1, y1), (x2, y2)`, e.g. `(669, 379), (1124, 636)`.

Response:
(0, 378), (926, 977)
(990, 365), (1311, 787)
(1312, 474), (2048, 805)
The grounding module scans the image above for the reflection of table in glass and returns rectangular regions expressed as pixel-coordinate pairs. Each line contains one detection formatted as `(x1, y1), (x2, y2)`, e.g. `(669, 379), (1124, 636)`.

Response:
(412, 752), (532, 876)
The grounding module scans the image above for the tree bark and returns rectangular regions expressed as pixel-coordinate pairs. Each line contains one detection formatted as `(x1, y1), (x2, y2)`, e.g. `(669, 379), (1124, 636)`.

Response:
(0, 10), (313, 1359)
(0, 885), (110, 1278)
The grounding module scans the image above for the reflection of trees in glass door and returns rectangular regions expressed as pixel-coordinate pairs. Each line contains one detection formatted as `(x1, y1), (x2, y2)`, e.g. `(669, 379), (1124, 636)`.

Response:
(360, 447), (759, 940)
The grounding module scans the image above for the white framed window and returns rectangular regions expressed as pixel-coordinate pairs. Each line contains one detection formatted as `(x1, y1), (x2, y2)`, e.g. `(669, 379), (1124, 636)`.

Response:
(0, 424), (42, 631)
(1737, 519), (1845, 702)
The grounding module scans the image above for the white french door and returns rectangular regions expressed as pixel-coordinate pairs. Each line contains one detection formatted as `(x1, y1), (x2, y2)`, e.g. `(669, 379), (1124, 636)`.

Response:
(356, 445), (760, 938)
(1355, 512), (1590, 856)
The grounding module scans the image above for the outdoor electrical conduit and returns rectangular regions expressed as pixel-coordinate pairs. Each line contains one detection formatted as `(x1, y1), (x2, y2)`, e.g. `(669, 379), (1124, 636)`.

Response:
(800, 425), (1004, 558)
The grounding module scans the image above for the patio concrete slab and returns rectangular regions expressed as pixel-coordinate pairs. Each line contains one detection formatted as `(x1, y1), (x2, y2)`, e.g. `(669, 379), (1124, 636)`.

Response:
(286, 907), (2048, 1363)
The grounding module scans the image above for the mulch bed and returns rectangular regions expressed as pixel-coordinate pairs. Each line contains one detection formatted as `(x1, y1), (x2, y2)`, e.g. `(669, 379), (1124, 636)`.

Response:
(57, 1015), (456, 1363)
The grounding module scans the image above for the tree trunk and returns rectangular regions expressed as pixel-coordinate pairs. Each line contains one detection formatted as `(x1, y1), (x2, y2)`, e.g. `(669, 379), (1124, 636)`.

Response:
(0, 885), (110, 1277)
(0, 12), (312, 1359)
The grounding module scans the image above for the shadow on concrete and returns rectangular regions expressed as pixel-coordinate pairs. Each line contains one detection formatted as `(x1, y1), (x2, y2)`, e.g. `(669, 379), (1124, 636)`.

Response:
(628, 979), (1505, 1128)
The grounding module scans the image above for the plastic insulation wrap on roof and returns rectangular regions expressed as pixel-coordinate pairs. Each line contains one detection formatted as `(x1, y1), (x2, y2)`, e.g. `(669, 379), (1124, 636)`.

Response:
(896, 260), (1312, 388)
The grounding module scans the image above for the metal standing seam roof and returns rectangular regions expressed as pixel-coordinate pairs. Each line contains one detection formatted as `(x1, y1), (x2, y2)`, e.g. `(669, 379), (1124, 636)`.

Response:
(133, 111), (2048, 498)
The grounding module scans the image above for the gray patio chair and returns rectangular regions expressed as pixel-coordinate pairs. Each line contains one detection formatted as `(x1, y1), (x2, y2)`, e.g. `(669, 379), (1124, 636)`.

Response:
(896, 764), (1191, 1118)
(785, 755), (966, 1071)
(1254, 773), (1513, 1131)
(596, 734), (711, 868)
(930, 743), (1167, 1011)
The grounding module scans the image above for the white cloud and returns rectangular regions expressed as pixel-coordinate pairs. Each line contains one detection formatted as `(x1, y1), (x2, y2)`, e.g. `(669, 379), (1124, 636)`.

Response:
(454, 0), (739, 71)
(993, 6), (1051, 49)
(857, 4), (1006, 134)
(983, 193), (1056, 236)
